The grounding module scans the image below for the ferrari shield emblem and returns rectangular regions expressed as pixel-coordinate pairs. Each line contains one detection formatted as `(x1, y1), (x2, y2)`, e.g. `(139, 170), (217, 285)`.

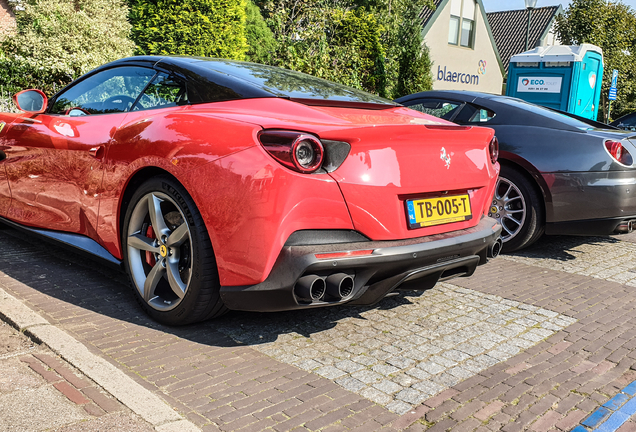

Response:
(0, 122), (5, 134)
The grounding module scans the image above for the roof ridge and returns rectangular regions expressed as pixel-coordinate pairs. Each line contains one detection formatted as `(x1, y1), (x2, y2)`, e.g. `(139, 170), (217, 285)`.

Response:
(486, 5), (559, 14)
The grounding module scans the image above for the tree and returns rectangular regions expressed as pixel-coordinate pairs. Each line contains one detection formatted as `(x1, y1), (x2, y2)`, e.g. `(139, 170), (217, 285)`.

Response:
(394, 3), (434, 98)
(256, 0), (435, 98)
(129, 0), (248, 60)
(555, 0), (636, 121)
(245, 0), (277, 63)
(352, 0), (435, 98)
(257, 0), (388, 95)
(0, 0), (134, 95)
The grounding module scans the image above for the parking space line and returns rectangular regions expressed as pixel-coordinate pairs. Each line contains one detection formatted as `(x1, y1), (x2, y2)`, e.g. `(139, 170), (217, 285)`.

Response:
(575, 379), (636, 432)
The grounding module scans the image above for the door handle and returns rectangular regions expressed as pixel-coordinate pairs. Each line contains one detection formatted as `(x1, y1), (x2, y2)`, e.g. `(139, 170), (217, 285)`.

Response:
(88, 146), (104, 158)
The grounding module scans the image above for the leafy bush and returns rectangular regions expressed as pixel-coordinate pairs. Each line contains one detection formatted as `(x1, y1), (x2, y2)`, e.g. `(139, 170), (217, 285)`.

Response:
(258, 1), (387, 96)
(0, 90), (18, 113)
(129, 0), (248, 60)
(257, 0), (433, 98)
(0, 0), (135, 96)
(245, 0), (277, 63)
(394, 5), (433, 98)
(331, 8), (386, 96)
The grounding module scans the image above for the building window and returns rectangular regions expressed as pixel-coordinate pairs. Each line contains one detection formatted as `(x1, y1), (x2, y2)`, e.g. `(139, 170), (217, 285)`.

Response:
(448, 0), (476, 49)
(448, 16), (460, 44)
(460, 18), (474, 47)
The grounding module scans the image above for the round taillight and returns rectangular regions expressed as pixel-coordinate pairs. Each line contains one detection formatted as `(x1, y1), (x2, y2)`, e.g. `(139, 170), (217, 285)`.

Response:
(605, 140), (633, 166)
(489, 136), (499, 164)
(293, 137), (323, 172)
(258, 130), (324, 173)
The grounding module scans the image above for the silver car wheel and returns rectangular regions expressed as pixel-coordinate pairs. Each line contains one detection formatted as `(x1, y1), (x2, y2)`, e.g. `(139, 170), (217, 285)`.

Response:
(126, 192), (192, 312)
(490, 177), (526, 242)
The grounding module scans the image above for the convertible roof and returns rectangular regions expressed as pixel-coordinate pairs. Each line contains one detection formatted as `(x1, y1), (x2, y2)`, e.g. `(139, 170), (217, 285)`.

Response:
(98, 56), (396, 108)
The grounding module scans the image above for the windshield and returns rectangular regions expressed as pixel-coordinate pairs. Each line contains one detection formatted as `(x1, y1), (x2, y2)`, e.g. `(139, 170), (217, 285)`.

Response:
(499, 97), (596, 130)
(193, 60), (396, 105)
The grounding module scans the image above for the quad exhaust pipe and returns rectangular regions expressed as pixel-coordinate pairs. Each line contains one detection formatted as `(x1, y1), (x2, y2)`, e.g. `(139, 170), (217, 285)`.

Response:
(616, 220), (636, 234)
(294, 273), (355, 302)
(295, 275), (326, 302)
(488, 237), (503, 258)
(326, 273), (354, 298)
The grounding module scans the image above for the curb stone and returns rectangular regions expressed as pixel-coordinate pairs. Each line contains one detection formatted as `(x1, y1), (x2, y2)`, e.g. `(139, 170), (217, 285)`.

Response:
(0, 285), (201, 432)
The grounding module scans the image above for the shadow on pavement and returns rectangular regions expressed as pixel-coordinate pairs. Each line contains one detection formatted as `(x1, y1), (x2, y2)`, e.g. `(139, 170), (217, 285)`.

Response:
(0, 225), (422, 347)
(4, 224), (622, 348)
(504, 234), (621, 261)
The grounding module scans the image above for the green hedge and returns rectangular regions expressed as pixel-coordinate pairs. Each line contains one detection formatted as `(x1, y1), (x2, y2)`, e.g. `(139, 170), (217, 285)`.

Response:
(394, 5), (433, 98)
(245, 0), (277, 63)
(0, 0), (134, 96)
(129, 0), (248, 59)
(331, 8), (387, 96)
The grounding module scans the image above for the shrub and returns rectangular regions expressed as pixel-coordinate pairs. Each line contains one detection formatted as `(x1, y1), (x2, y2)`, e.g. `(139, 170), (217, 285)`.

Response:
(0, 90), (18, 113)
(331, 8), (387, 96)
(0, 0), (135, 96)
(394, 5), (433, 98)
(129, 0), (248, 60)
(245, 0), (277, 63)
(257, 0), (434, 98)
(258, 1), (387, 96)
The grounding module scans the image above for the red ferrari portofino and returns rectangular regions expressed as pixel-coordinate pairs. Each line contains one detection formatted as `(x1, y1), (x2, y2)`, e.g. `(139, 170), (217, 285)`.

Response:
(0, 57), (502, 325)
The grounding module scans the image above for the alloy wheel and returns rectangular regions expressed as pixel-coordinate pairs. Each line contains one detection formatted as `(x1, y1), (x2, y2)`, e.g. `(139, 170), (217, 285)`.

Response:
(126, 192), (192, 311)
(489, 177), (526, 242)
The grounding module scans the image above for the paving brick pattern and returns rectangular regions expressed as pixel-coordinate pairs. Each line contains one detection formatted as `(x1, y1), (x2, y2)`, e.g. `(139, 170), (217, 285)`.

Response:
(215, 284), (575, 414)
(502, 235), (636, 286)
(3, 226), (636, 430)
(20, 352), (125, 416)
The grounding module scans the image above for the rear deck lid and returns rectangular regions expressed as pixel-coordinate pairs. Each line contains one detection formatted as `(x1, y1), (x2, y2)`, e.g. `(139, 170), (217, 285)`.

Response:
(323, 124), (498, 241)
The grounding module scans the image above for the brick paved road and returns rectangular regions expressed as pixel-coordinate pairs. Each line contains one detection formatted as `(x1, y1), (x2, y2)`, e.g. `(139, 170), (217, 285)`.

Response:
(2, 225), (636, 431)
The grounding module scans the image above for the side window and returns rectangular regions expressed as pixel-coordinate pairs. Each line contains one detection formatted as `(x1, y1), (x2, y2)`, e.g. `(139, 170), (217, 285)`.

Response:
(404, 99), (462, 120)
(619, 114), (636, 129)
(50, 66), (155, 115)
(453, 104), (496, 124)
(467, 108), (496, 123)
(132, 73), (188, 111)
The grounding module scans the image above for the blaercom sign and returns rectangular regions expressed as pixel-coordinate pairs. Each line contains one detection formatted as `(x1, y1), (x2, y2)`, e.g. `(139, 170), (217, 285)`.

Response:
(437, 66), (480, 85)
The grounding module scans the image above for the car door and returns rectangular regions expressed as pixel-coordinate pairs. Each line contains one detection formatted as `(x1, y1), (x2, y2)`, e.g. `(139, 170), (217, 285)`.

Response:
(3, 66), (156, 237)
(96, 71), (192, 252)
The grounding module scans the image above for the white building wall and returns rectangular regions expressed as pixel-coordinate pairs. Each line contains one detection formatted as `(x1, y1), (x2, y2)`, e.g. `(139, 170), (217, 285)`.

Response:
(541, 23), (561, 47)
(424, 0), (504, 94)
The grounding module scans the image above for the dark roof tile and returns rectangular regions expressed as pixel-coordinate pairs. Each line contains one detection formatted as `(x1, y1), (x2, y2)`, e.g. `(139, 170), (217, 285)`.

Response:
(420, 0), (444, 26)
(486, 6), (560, 73)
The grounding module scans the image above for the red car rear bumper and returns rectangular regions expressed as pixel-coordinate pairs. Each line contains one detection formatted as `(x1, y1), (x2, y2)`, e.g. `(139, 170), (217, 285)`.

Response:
(220, 216), (502, 312)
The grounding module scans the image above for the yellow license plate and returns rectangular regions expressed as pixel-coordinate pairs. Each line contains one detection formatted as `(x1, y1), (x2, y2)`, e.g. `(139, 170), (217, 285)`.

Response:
(406, 194), (472, 228)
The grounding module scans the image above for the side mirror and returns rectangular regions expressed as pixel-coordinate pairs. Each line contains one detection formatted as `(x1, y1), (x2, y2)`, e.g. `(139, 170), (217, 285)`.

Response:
(13, 89), (48, 114)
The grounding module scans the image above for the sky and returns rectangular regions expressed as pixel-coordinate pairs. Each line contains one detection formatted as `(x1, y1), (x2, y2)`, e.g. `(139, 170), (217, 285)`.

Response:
(482, 0), (636, 12)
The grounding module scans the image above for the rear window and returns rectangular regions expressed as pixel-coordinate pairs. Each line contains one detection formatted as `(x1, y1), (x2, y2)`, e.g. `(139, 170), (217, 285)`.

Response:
(193, 60), (395, 106)
(405, 99), (462, 120)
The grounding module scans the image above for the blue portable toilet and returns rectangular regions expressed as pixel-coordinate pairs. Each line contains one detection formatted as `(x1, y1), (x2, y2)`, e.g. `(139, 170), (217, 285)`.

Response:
(506, 44), (604, 120)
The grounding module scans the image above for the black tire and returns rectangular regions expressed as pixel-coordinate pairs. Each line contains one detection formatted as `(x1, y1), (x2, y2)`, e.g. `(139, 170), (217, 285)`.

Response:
(122, 176), (227, 325)
(493, 166), (544, 252)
